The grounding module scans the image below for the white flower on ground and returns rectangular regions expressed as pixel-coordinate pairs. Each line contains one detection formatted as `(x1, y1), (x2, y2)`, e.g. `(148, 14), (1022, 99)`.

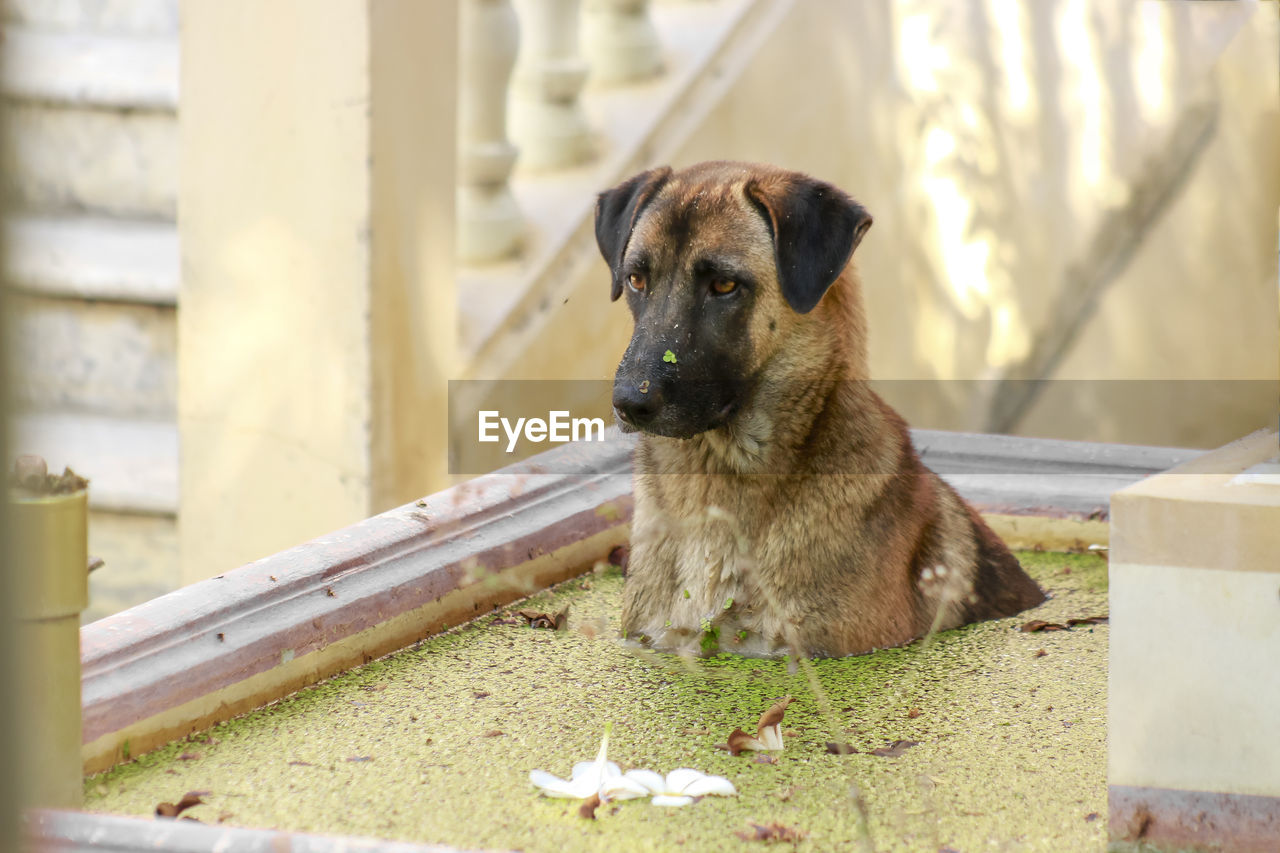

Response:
(529, 724), (623, 799)
(725, 696), (793, 754)
(602, 767), (737, 807)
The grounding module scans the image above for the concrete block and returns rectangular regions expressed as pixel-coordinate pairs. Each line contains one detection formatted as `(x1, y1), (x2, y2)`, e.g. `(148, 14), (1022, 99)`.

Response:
(1109, 428), (1280, 851)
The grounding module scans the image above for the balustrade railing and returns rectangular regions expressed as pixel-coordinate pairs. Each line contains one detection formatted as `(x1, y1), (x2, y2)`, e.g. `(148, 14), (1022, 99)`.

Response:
(457, 0), (665, 263)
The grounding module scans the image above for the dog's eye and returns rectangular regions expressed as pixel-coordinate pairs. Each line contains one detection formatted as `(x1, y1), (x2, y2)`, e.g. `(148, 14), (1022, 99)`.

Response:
(627, 273), (646, 292)
(710, 277), (738, 295)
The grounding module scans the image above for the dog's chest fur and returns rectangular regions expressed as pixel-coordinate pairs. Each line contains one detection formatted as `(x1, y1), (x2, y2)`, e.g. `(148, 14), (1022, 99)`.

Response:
(623, 427), (913, 657)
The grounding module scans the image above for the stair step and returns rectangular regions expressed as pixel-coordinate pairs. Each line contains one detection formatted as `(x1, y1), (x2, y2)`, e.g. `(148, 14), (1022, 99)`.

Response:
(3, 100), (177, 218)
(11, 412), (178, 515)
(4, 214), (178, 304)
(4, 0), (178, 37)
(8, 292), (176, 419)
(1, 27), (178, 109)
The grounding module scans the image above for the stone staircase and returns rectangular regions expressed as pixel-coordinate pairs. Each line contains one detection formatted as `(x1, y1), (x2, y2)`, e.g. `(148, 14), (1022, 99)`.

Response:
(2, 0), (791, 615)
(3, 0), (180, 619)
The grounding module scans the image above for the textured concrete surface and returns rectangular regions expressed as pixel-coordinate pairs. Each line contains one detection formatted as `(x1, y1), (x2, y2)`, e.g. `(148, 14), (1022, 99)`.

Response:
(85, 550), (1110, 851)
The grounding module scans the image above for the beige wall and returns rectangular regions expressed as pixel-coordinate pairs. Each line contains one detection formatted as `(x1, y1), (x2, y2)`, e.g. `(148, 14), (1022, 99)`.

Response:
(493, 0), (1278, 450)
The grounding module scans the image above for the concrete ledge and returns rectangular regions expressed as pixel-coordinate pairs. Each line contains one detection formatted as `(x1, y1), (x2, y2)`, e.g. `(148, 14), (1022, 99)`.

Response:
(1112, 429), (1280, 571)
(25, 809), (467, 852)
(80, 438), (633, 772)
(915, 428), (1201, 519)
(78, 428), (1187, 774)
(1109, 786), (1280, 853)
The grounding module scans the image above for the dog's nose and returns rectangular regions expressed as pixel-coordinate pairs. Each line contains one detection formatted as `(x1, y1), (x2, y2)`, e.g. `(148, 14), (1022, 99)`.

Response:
(613, 379), (663, 428)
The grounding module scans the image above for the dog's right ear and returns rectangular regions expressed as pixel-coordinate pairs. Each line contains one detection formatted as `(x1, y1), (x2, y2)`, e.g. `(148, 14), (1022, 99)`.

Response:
(595, 166), (672, 301)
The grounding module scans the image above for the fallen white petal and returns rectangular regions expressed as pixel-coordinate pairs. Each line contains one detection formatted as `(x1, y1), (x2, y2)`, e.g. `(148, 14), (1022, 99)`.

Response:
(571, 760), (622, 781)
(664, 768), (708, 795)
(529, 727), (619, 799)
(651, 795), (695, 807)
(620, 769), (667, 795)
(529, 769), (598, 799)
(758, 724), (784, 751)
(600, 773), (652, 801)
(680, 773), (737, 798)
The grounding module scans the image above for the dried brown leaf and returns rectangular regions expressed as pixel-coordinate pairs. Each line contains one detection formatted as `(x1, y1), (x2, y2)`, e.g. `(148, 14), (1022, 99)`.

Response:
(824, 742), (858, 755)
(907, 707), (921, 719)
(1066, 615), (1109, 626)
(1019, 620), (1069, 633)
(734, 821), (809, 843)
(578, 793), (601, 820)
(482, 729), (504, 738)
(721, 727), (767, 756)
(869, 740), (918, 758)
(516, 606), (569, 630)
(155, 791), (206, 818)
(757, 696), (793, 734)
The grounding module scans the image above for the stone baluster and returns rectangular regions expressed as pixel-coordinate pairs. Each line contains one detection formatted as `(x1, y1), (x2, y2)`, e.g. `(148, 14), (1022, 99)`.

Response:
(582, 0), (662, 85)
(458, 0), (523, 262)
(509, 0), (593, 170)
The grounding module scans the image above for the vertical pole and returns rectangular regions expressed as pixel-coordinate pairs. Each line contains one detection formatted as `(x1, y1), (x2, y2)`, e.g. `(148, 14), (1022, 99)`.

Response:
(458, 0), (523, 263)
(509, 0), (593, 170)
(582, 0), (663, 86)
(10, 459), (89, 809)
(0, 54), (23, 845)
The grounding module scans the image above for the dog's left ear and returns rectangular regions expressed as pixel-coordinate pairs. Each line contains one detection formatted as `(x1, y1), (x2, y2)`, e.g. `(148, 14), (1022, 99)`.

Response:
(595, 166), (673, 301)
(745, 176), (872, 314)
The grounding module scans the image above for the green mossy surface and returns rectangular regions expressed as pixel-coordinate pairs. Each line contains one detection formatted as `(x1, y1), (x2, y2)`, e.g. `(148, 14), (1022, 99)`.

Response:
(86, 551), (1110, 851)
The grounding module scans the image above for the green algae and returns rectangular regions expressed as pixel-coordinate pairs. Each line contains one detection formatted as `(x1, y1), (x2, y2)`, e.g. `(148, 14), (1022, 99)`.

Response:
(86, 551), (1111, 851)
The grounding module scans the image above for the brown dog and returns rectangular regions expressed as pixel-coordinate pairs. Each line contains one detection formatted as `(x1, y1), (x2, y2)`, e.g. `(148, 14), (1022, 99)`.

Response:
(594, 161), (1045, 658)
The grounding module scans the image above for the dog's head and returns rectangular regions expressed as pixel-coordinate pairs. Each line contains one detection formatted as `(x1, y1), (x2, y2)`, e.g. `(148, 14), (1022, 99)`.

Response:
(595, 161), (872, 438)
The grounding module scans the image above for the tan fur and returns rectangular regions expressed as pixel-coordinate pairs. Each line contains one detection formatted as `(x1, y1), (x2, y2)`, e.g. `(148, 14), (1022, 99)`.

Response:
(606, 162), (1045, 658)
